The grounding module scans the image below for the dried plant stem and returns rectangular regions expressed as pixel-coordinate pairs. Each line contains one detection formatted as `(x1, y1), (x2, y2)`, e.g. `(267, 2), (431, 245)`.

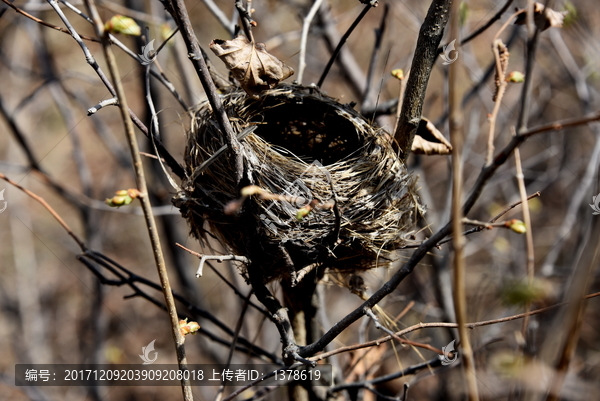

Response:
(514, 147), (535, 334)
(297, 0), (325, 84)
(448, 1), (479, 400)
(83, 2), (193, 400)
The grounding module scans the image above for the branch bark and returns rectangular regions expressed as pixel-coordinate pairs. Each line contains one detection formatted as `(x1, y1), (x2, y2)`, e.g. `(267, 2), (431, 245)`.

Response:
(394, 0), (452, 160)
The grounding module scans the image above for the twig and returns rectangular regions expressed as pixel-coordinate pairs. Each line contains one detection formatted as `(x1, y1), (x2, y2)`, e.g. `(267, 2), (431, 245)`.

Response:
(58, 0), (189, 110)
(200, 0), (235, 36)
(308, 291), (600, 362)
(412, 192), (541, 249)
(317, 1), (378, 89)
(519, 109), (600, 138)
(329, 356), (442, 393)
(514, 145), (535, 335)
(297, 0), (325, 84)
(0, 173), (86, 251)
(0, 96), (42, 171)
(316, 1), (366, 96)
(87, 97), (118, 115)
(486, 39), (509, 165)
(458, 0), (514, 46)
(394, 0), (451, 160)
(364, 308), (442, 354)
(196, 255), (249, 277)
(43, 0), (185, 179)
(83, 1), (193, 399)
(1, 0), (100, 42)
(79, 251), (282, 364)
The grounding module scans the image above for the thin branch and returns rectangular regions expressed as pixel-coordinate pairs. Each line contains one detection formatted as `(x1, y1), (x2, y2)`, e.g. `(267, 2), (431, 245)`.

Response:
(196, 255), (249, 277)
(486, 39), (509, 165)
(43, 0), (185, 179)
(364, 308), (443, 355)
(1, 0), (100, 42)
(448, 1), (479, 398)
(316, 1), (366, 96)
(79, 251), (282, 364)
(329, 356), (442, 393)
(0, 173), (86, 251)
(87, 97), (118, 115)
(297, 0), (325, 84)
(317, 1), (378, 89)
(514, 146), (535, 335)
(83, 2), (193, 400)
(519, 109), (600, 138)
(309, 291), (600, 362)
(459, 0), (514, 46)
(0, 96), (42, 171)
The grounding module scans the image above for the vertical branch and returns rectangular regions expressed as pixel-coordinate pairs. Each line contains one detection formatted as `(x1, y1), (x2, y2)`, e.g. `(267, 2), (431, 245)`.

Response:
(297, 0), (325, 84)
(448, 1), (479, 401)
(168, 0), (244, 185)
(513, 146), (535, 334)
(394, 0), (452, 160)
(82, 2), (193, 400)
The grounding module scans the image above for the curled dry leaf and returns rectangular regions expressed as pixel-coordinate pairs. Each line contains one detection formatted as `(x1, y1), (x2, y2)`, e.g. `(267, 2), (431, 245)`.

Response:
(514, 3), (568, 31)
(411, 117), (453, 155)
(209, 35), (294, 97)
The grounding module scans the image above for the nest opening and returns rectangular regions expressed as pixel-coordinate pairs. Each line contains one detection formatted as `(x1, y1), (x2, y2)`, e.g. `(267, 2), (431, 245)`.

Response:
(247, 96), (362, 165)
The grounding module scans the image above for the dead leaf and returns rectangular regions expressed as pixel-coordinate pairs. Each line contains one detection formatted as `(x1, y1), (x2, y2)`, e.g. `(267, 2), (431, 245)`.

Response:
(411, 117), (452, 155)
(514, 3), (568, 31)
(209, 35), (294, 97)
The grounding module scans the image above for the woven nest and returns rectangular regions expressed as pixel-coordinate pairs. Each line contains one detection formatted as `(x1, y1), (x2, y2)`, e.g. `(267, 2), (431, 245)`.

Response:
(174, 84), (424, 283)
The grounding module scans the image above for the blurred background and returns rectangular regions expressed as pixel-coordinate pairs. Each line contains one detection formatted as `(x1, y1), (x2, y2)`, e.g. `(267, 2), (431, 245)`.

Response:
(0, 0), (599, 400)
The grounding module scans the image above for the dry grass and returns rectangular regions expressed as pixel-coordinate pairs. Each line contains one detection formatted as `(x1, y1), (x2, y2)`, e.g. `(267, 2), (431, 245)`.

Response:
(176, 84), (424, 282)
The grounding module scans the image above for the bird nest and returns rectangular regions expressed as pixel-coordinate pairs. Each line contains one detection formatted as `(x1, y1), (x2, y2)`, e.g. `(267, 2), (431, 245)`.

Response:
(174, 84), (424, 283)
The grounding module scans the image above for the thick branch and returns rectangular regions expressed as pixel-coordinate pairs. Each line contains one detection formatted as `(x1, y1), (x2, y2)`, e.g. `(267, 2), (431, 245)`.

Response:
(394, 0), (451, 160)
